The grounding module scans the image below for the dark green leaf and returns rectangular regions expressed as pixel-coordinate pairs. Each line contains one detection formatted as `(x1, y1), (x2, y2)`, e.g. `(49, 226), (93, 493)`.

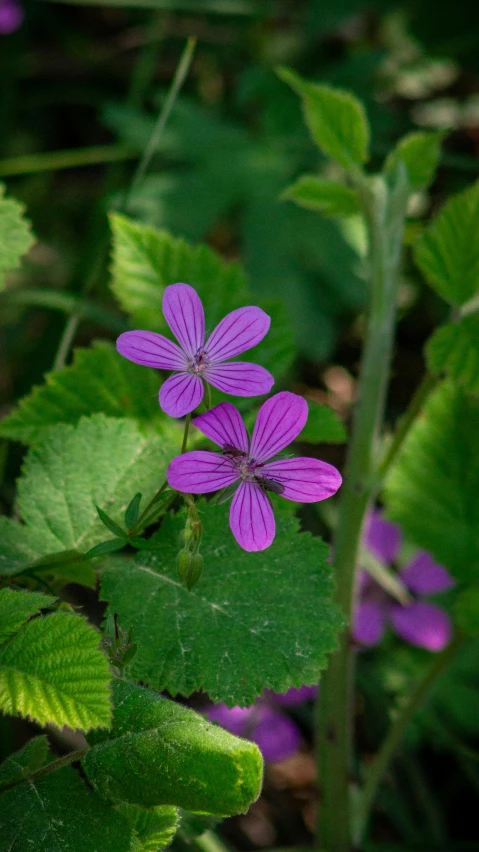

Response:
(95, 506), (126, 538)
(84, 539), (127, 559)
(455, 586), (479, 637)
(0, 588), (55, 644)
(298, 401), (347, 444)
(426, 315), (479, 393)
(116, 804), (179, 852)
(125, 493), (142, 529)
(0, 736), (49, 790)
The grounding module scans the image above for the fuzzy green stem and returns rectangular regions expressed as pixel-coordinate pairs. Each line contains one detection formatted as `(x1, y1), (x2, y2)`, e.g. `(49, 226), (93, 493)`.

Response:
(181, 413), (192, 454)
(0, 748), (88, 794)
(317, 172), (410, 852)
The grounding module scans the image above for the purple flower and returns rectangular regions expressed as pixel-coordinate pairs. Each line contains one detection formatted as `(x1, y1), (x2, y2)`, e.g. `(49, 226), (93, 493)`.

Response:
(166, 392), (342, 551)
(116, 283), (274, 418)
(353, 511), (455, 652)
(0, 0), (23, 33)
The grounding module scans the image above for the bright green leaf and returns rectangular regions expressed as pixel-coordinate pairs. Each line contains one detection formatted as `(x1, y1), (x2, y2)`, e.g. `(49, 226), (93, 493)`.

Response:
(0, 588), (55, 644)
(0, 764), (130, 852)
(117, 804), (179, 852)
(100, 503), (343, 705)
(278, 67), (370, 170)
(0, 183), (34, 290)
(426, 315), (479, 393)
(384, 131), (444, 190)
(83, 679), (262, 816)
(455, 586), (479, 637)
(0, 736), (49, 790)
(282, 175), (360, 217)
(385, 382), (479, 582)
(299, 401), (347, 444)
(0, 610), (111, 730)
(414, 181), (479, 306)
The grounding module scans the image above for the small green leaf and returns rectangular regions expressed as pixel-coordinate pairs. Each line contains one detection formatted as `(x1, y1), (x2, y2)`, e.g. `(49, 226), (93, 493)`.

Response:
(83, 680), (263, 817)
(426, 315), (479, 393)
(282, 175), (359, 217)
(455, 586), (479, 637)
(0, 764), (130, 852)
(298, 401), (347, 444)
(0, 588), (55, 644)
(0, 611), (111, 730)
(95, 506), (126, 538)
(116, 804), (179, 852)
(84, 539), (127, 559)
(0, 736), (49, 790)
(385, 381), (479, 582)
(278, 67), (370, 170)
(385, 131), (444, 190)
(0, 183), (34, 290)
(414, 180), (479, 306)
(125, 492), (142, 529)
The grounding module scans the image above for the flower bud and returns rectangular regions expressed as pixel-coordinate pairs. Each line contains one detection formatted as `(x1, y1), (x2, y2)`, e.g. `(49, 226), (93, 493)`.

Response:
(176, 548), (191, 581)
(185, 552), (203, 590)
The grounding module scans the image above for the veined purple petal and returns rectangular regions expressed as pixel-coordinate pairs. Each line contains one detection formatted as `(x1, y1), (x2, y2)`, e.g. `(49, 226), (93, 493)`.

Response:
(260, 457), (342, 503)
(167, 451), (238, 494)
(269, 685), (317, 706)
(159, 373), (203, 417)
(205, 306), (271, 362)
(252, 705), (301, 763)
(401, 552), (455, 596)
(390, 601), (452, 651)
(193, 402), (249, 453)
(250, 392), (308, 463)
(162, 283), (205, 358)
(352, 600), (386, 646)
(364, 510), (402, 564)
(205, 362), (274, 398)
(207, 704), (252, 737)
(230, 481), (275, 551)
(116, 330), (187, 370)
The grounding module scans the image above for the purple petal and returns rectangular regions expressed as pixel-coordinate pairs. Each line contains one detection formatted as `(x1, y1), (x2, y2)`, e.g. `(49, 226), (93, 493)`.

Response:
(205, 362), (274, 398)
(193, 402), (249, 453)
(260, 457), (342, 503)
(390, 602), (453, 651)
(250, 392), (308, 463)
(230, 481), (275, 551)
(401, 552), (455, 596)
(116, 330), (187, 370)
(159, 373), (203, 417)
(167, 451), (238, 494)
(251, 705), (301, 763)
(352, 600), (387, 646)
(0, 0), (23, 34)
(364, 510), (402, 564)
(205, 306), (271, 362)
(268, 685), (317, 706)
(162, 283), (205, 358)
(207, 704), (252, 737)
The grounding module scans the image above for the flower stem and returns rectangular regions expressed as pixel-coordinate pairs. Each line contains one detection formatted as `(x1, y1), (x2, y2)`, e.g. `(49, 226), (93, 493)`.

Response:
(181, 413), (192, 454)
(317, 171), (410, 851)
(203, 382), (212, 411)
(0, 748), (88, 794)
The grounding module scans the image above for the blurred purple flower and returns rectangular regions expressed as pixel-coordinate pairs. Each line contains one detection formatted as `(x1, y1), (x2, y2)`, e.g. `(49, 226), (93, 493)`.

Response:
(167, 392), (342, 551)
(207, 687), (317, 763)
(353, 511), (455, 652)
(116, 283), (274, 418)
(0, 0), (23, 34)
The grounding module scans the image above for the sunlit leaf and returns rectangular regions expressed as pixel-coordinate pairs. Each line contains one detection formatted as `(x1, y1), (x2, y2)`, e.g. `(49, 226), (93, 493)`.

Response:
(282, 175), (360, 217)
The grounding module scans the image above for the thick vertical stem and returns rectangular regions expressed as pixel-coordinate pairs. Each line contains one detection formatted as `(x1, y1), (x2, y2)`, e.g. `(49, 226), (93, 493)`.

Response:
(317, 174), (409, 851)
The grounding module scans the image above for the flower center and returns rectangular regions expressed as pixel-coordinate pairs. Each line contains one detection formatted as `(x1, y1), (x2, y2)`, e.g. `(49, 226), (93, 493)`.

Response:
(188, 347), (211, 375)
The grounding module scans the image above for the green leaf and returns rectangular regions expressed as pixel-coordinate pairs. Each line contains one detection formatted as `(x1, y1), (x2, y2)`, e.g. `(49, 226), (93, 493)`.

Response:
(455, 586), (479, 637)
(426, 315), (479, 393)
(84, 539), (127, 559)
(277, 67), (370, 170)
(95, 506), (126, 538)
(384, 131), (444, 190)
(298, 401), (347, 444)
(282, 175), (360, 217)
(414, 181), (479, 306)
(0, 610), (111, 730)
(0, 764), (130, 852)
(125, 492), (142, 529)
(0, 183), (34, 290)
(0, 415), (175, 584)
(117, 804), (179, 852)
(100, 502), (343, 705)
(83, 680), (262, 816)
(0, 341), (177, 446)
(0, 588), (55, 644)
(0, 736), (49, 790)
(385, 381), (479, 582)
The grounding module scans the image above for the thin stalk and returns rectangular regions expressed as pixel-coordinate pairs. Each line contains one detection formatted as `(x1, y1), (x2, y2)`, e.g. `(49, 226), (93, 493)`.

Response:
(195, 830), (232, 852)
(355, 635), (464, 843)
(203, 382), (212, 411)
(0, 748), (87, 794)
(0, 145), (134, 178)
(317, 172), (410, 852)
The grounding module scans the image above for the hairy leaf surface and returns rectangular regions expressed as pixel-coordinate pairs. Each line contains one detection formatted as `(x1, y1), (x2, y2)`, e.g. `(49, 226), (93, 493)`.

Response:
(426, 315), (479, 393)
(0, 588), (54, 643)
(117, 804), (179, 852)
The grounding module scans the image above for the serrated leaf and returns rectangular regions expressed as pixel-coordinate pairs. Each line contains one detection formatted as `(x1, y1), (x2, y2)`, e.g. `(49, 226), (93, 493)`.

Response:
(278, 67), (370, 170)
(299, 401), (347, 444)
(414, 181), (479, 306)
(384, 131), (444, 190)
(0, 610), (111, 730)
(0, 183), (34, 290)
(455, 586), (479, 637)
(0, 415), (175, 584)
(0, 764), (130, 852)
(0, 341), (176, 446)
(0, 736), (49, 789)
(426, 315), (479, 393)
(0, 588), (55, 644)
(83, 680), (262, 816)
(117, 804), (179, 852)
(385, 382), (479, 582)
(282, 175), (359, 217)
(100, 503), (343, 705)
